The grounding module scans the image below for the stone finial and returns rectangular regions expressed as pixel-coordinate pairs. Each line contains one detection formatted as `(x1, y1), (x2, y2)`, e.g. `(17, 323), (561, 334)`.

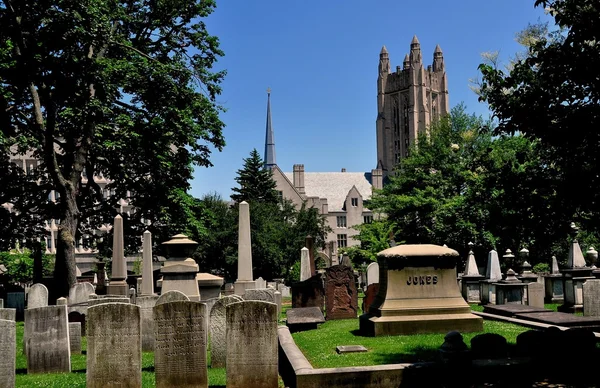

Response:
(521, 261), (532, 274)
(519, 248), (529, 259)
(464, 245), (480, 276)
(56, 297), (67, 306)
(439, 331), (468, 364)
(501, 269), (521, 283)
(586, 247), (598, 268)
(380, 45), (388, 55)
(567, 238), (586, 268)
(411, 35), (420, 46)
(434, 44), (443, 54)
(503, 249), (515, 259)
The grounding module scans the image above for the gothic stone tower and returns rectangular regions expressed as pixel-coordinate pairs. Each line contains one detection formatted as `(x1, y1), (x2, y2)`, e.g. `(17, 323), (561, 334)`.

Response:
(376, 35), (449, 176)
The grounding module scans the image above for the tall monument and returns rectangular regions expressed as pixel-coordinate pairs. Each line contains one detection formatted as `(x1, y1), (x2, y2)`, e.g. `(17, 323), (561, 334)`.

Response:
(376, 36), (449, 177)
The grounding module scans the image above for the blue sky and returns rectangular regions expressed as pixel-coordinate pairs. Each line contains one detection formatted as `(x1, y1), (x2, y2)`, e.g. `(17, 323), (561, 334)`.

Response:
(190, 1), (552, 200)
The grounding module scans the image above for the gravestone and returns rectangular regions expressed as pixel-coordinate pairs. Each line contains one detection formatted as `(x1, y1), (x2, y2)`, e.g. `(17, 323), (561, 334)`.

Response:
(86, 303), (142, 388)
(209, 295), (243, 368)
(325, 265), (358, 320)
(27, 283), (49, 309)
(25, 305), (71, 373)
(274, 291), (282, 317)
(136, 295), (159, 351)
(56, 297), (67, 305)
(107, 215), (129, 296)
(366, 262), (379, 286)
(470, 333), (508, 359)
(583, 279), (600, 317)
(336, 345), (368, 354)
(88, 297), (129, 306)
(0, 308), (16, 321)
(244, 288), (275, 303)
(300, 247), (311, 281)
(69, 322), (82, 354)
(156, 290), (190, 305)
(0, 319), (15, 388)
(6, 292), (25, 320)
(286, 307), (325, 333)
(0, 298), (3, 308)
(226, 301), (278, 388)
(291, 274), (324, 312)
(68, 311), (86, 337)
(255, 277), (267, 289)
(362, 283), (380, 314)
(154, 301), (207, 388)
(141, 230), (154, 296)
(527, 282), (545, 308)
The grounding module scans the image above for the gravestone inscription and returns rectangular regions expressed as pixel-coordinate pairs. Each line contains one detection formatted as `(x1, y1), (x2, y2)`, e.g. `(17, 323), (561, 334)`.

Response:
(209, 295), (243, 368)
(325, 265), (358, 320)
(86, 303), (141, 388)
(154, 301), (207, 388)
(25, 305), (71, 373)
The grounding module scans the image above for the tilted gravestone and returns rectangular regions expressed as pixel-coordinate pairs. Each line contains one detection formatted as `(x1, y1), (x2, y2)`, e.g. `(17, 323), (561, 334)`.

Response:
(209, 295), (243, 368)
(154, 301), (207, 388)
(226, 301), (278, 388)
(583, 279), (600, 316)
(0, 319), (16, 387)
(527, 282), (545, 308)
(325, 265), (358, 320)
(25, 305), (71, 373)
(27, 283), (49, 309)
(0, 308), (16, 321)
(156, 290), (190, 306)
(86, 303), (141, 388)
(69, 322), (82, 355)
(136, 295), (159, 351)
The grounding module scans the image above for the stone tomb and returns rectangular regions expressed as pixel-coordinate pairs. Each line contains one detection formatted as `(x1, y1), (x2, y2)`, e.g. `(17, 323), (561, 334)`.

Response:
(25, 305), (71, 373)
(325, 265), (358, 320)
(291, 274), (324, 312)
(514, 311), (600, 331)
(0, 319), (16, 388)
(359, 244), (483, 336)
(209, 295), (243, 368)
(483, 304), (550, 317)
(27, 283), (49, 309)
(136, 295), (159, 351)
(286, 307), (325, 333)
(86, 303), (141, 388)
(226, 301), (278, 388)
(69, 322), (82, 354)
(154, 301), (207, 388)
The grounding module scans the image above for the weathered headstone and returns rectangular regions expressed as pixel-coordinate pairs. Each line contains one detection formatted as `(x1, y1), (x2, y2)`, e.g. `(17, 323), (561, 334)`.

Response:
(56, 297), (67, 305)
(27, 283), (49, 309)
(583, 279), (600, 317)
(291, 274), (324, 312)
(0, 308), (16, 321)
(470, 333), (508, 359)
(6, 292), (25, 320)
(154, 301), (207, 388)
(244, 288), (275, 303)
(86, 303), (141, 388)
(226, 301), (278, 388)
(88, 297), (129, 306)
(69, 322), (82, 354)
(0, 319), (16, 388)
(255, 277), (267, 289)
(68, 282), (95, 314)
(136, 295), (159, 351)
(25, 305), (71, 373)
(209, 295), (243, 368)
(300, 247), (311, 281)
(68, 311), (86, 337)
(156, 290), (190, 306)
(366, 262), (379, 286)
(527, 282), (545, 308)
(279, 285), (290, 298)
(325, 265), (358, 320)
(0, 298), (3, 308)
(336, 345), (368, 354)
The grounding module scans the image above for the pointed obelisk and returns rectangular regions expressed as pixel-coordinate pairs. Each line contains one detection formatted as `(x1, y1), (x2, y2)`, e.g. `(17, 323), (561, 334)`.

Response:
(141, 230), (154, 295)
(234, 201), (255, 296)
(107, 214), (128, 295)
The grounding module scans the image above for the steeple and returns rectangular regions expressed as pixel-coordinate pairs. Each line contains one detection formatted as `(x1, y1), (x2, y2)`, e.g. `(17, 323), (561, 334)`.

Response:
(409, 35), (422, 65)
(263, 88), (276, 168)
(433, 44), (445, 72)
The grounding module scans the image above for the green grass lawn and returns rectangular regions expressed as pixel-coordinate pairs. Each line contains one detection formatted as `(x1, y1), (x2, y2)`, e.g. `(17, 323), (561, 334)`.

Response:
(291, 310), (529, 369)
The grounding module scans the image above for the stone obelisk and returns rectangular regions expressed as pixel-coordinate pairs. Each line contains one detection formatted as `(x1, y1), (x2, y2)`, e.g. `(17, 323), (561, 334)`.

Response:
(107, 214), (128, 295)
(141, 230), (154, 295)
(234, 201), (255, 296)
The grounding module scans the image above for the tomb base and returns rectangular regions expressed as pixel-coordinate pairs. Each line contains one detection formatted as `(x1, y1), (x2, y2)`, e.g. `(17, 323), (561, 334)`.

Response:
(359, 312), (483, 336)
(106, 281), (128, 296)
(234, 280), (256, 297)
(543, 274), (564, 303)
(160, 259), (201, 301)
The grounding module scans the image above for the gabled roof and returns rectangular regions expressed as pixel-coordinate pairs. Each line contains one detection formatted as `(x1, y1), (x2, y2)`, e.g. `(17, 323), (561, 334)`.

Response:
(283, 171), (373, 211)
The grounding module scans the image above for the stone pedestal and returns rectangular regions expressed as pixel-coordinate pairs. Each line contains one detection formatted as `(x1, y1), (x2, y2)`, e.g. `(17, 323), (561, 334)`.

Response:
(160, 234), (200, 302)
(480, 280), (497, 305)
(461, 275), (484, 303)
(359, 244), (482, 336)
(559, 268), (594, 313)
(543, 274), (564, 303)
(197, 273), (224, 300)
(494, 270), (526, 305)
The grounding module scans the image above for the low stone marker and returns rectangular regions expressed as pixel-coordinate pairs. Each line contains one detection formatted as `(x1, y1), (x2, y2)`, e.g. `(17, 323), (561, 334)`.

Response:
(336, 345), (368, 354)
(226, 301), (278, 388)
(244, 288), (275, 303)
(0, 319), (16, 387)
(156, 290), (190, 305)
(27, 283), (49, 309)
(25, 305), (71, 373)
(325, 265), (358, 320)
(0, 308), (16, 321)
(209, 295), (243, 368)
(137, 295), (159, 351)
(86, 303), (142, 387)
(286, 307), (325, 333)
(527, 282), (545, 308)
(154, 301), (207, 387)
(69, 322), (82, 354)
(584, 279), (600, 316)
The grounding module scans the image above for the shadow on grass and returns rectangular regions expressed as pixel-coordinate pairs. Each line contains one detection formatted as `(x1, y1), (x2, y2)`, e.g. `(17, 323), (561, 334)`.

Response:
(72, 368), (86, 374)
(209, 385), (226, 388)
(142, 366), (155, 372)
(372, 346), (440, 364)
(16, 368), (27, 375)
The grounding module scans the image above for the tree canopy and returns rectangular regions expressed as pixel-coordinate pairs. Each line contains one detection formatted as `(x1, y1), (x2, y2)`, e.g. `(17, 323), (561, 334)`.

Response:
(0, 0), (226, 296)
(231, 149), (278, 204)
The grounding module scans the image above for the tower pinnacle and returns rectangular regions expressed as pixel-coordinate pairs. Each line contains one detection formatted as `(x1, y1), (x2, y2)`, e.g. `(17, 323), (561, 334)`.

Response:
(264, 88), (276, 168)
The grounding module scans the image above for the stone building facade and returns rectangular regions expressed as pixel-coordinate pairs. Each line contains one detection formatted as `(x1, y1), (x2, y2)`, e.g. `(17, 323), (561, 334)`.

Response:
(376, 36), (449, 177)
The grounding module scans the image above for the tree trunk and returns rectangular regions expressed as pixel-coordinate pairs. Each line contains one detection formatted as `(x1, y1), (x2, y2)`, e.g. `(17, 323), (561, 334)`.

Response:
(53, 187), (79, 297)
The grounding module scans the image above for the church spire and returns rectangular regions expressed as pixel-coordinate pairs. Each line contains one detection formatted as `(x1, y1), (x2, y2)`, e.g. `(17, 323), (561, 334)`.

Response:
(264, 87), (276, 168)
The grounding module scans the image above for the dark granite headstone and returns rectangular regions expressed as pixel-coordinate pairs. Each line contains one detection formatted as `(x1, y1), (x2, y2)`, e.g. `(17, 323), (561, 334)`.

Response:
(483, 304), (550, 317)
(286, 307), (325, 333)
(68, 311), (86, 336)
(470, 333), (508, 359)
(291, 274), (324, 312)
(6, 292), (25, 321)
(362, 283), (379, 314)
(324, 265), (358, 320)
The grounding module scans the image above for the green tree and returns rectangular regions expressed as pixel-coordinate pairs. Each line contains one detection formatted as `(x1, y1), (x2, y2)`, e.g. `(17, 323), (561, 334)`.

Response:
(339, 220), (397, 264)
(478, 0), (600, 235)
(231, 149), (278, 204)
(0, 0), (226, 296)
